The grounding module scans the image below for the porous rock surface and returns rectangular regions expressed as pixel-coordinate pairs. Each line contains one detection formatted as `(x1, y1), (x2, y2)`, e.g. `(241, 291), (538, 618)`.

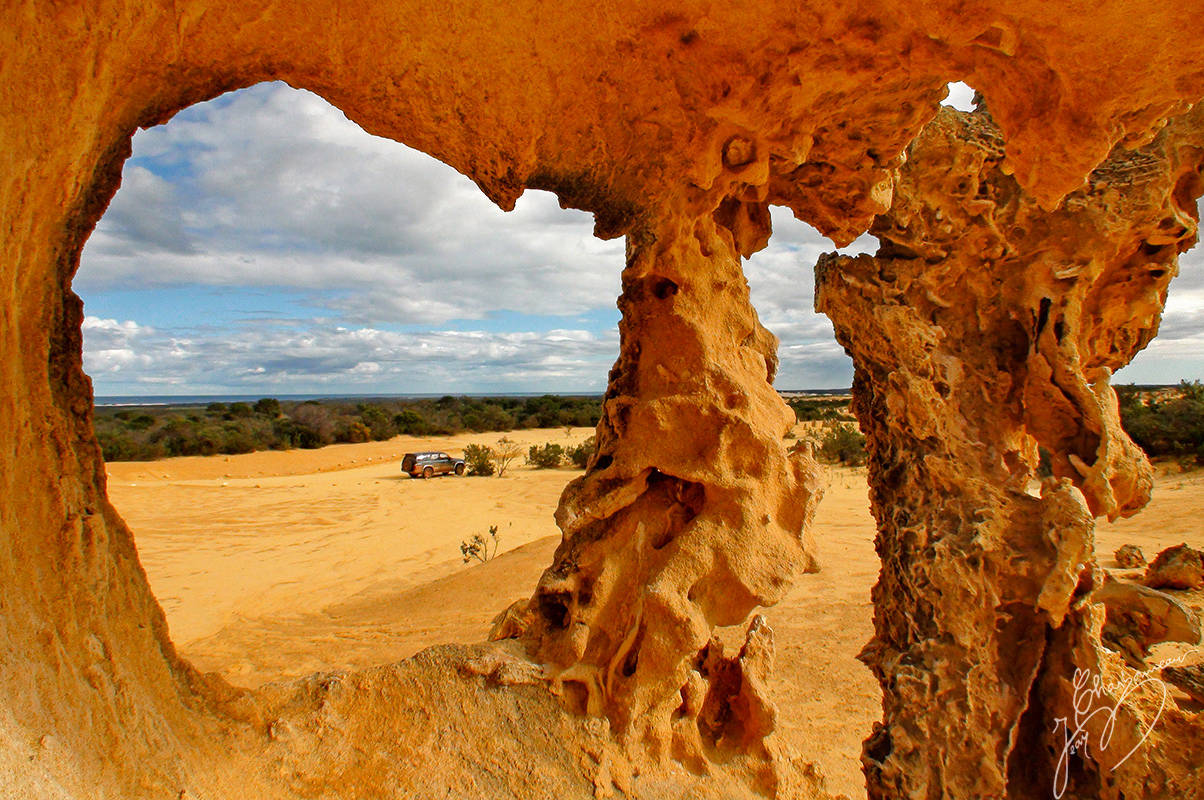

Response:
(1144, 542), (1204, 589)
(816, 103), (1204, 798)
(1162, 663), (1204, 705)
(1096, 576), (1201, 668)
(4, 2), (1204, 799)
(1114, 543), (1146, 568)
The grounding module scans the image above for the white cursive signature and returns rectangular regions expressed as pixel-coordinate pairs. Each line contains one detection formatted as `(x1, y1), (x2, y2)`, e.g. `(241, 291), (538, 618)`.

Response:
(1050, 663), (1170, 799)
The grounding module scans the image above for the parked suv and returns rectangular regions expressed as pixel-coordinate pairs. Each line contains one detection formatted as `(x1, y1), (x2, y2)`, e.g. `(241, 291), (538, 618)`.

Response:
(401, 451), (466, 478)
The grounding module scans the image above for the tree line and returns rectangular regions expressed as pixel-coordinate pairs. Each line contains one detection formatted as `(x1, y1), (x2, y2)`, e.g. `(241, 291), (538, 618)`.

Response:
(93, 383), (1204, 467)
(1118, 381), (1204, 466)
(94, 395), (602, 461)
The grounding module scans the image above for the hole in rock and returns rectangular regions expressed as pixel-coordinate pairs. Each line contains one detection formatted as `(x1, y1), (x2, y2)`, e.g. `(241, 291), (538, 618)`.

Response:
(76, 81), (622, 689)
(733, 207), (880, 799)
(941, 81), (979, 113)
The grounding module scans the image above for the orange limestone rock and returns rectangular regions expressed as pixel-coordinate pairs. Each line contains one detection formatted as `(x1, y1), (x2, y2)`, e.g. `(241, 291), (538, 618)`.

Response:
(498, 204), (824, 786)
(816, 104), (1204, 799)
(3, 1), (1204, 799)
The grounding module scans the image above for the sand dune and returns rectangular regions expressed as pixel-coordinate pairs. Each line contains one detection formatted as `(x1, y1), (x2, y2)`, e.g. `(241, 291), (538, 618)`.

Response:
(106, 428), (590, 645)
(105, 430), (1204, 800)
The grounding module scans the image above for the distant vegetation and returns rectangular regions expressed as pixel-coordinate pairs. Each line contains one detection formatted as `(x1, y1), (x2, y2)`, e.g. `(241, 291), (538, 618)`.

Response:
(93, 383), (1204, 469)
(93, 395), (602, 461)
(792, 383), (1204, 470)
(807, 423), (868, 466)
(1118, 381), (1204, 467)
(787, 395), (866, 466)
(786, 396), (856, 422)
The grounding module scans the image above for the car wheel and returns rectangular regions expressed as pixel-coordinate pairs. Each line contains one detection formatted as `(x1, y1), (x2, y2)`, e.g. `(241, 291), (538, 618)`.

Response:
(454, 463), (465, 476)
(423, 466), (433, 479)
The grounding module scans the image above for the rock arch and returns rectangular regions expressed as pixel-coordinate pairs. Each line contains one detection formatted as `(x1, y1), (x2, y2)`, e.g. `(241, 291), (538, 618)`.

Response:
(2, 3), (1203, 798)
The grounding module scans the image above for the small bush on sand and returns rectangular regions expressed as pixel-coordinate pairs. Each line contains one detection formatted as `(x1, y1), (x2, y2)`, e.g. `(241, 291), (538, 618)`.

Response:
(461, 525), (500, 563)
(566, 437), (596, 469)
(528, 442), (564, 468)
(463, 443), (496, 476)
(494, 437), (523, 477)
(811, 423), (867, 466)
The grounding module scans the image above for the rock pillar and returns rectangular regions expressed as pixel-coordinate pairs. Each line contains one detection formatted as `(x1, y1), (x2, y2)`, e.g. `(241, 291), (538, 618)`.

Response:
(817, 107), (1204, 799)
(511, 202), (825, 779)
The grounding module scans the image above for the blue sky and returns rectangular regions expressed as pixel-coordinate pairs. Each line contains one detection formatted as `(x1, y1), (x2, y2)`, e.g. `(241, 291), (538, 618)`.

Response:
(76, 81), (1204, 396)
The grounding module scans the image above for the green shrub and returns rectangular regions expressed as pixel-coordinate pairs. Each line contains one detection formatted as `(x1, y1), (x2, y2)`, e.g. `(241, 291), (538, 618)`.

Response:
(219, 426), (258, 455)
(273, 417), (324, 449)
(344, 421), (372, 443)
(812, 423), (867, 466)
(227, 402), (253, 418)
(1119, 381), (1204, 466)
(566, 437), (596, 469)
(463, 443), (497, 476)
(357, 403), (395, 440)
(127, 413), (155, 430)
(460, 525), (500, 563)
(393, 409), (427, 435)
(788, 397), (853, 422)
(528, 442), (564, 468)
(253, 397), (281, 416)
(97, 431), (142, 461)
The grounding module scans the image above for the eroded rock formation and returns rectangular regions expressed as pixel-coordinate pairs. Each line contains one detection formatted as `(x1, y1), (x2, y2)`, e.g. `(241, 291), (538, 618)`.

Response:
(4, 2), (1204, 799)
(1114, 543), (1146, 568)
(498, 205), (824, 785)
(1097, 577), (1201, 668)
(1162, 663), (1204, 705)
(816, 103), (1204, 798)
(1144, 542), (1204, 589)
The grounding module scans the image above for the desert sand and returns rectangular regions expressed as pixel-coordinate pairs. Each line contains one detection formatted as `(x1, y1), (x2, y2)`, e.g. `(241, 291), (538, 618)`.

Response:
(105, 429), (1204, 800)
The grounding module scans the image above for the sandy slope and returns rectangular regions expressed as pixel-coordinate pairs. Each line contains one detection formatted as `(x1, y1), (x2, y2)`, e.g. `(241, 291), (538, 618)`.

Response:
(106, 432), (1204, 800)
(106, 429), (589, 646)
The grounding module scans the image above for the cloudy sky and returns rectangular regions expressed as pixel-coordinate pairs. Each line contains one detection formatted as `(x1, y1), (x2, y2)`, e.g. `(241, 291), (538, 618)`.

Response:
(77, 81), (1203, 397)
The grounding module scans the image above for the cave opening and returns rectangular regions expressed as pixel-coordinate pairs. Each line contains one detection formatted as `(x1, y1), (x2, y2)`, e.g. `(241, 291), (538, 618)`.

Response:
(74, 81), (622, 690)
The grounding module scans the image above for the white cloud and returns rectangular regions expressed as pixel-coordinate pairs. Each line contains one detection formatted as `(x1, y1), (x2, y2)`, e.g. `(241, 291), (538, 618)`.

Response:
(83, 315), (619, 395)
(743, 207), (871, 388)
(81, 317), (158, 374)
(79, 82), (623, 325)
(77, 82), (1204, 395)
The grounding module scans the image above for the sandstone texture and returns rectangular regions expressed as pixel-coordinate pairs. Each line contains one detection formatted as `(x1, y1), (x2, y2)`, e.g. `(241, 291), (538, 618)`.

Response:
(816, 102), (1204, 798)
(1143, 542), (1204, 589)
(1114, 543), (1146, 568)
(1162, 663), (1204, 706)
(1097, 576), (1201, 668)
(4, 2), (1204, 799)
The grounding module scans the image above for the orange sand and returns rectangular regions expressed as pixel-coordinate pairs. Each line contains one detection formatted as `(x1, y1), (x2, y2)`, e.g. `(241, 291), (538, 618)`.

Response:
(105, 430), (1204, 800)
